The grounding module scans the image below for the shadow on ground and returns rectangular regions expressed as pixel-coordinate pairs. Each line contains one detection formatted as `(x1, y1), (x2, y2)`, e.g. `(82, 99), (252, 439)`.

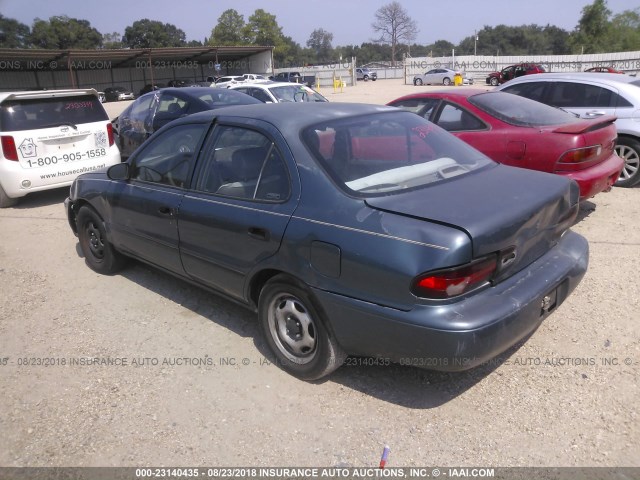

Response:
(67, 247), (525, 409)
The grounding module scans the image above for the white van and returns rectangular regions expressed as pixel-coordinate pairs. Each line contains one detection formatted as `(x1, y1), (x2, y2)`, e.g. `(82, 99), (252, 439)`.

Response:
(0, 89), (121, 207)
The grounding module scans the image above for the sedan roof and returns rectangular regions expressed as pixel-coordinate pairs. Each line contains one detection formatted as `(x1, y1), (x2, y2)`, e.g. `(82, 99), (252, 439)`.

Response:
(180, 102), (398, 131)
(504, 72), (640, 86)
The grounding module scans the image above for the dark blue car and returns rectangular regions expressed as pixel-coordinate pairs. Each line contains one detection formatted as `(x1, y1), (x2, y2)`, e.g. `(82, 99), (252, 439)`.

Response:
(112, 87), (261, 159)
(65, 103), (588, 380)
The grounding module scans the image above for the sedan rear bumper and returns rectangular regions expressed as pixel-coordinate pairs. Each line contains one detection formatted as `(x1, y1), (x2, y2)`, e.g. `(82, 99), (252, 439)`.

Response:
(560, 153), (624, 200)
(313, 230), (588, 371)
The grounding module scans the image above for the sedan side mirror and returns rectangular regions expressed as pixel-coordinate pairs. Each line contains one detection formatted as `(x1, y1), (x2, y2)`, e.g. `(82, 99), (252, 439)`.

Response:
(107, 163), (130, 180)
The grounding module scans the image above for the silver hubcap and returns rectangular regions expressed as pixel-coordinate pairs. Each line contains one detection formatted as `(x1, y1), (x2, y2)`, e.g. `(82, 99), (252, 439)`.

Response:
(268, 294), (317, 364)
(616, 145), (640, 181)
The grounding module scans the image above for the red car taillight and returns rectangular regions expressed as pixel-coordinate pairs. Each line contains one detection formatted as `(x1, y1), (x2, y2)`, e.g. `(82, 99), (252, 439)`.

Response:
(1, 136), (18, 161)
(411, 255), (498, 299)
(106, 123), (115, 146)
(555, 145), (602, 171)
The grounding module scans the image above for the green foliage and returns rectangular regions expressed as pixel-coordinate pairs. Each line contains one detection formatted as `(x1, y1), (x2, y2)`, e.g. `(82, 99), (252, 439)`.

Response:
(456, 24), (570, 56)
(603, 8), (640, 52)
(123, 19), (186, 48)
(243, 9), (283, 46)
(571, 0), (612, 53)
(0, 14), (30, 48)
(102, 32), (123, 49)
(307, 28), (334, 63)
(30, 16), (102, 49)
(210, 9), (246, 45)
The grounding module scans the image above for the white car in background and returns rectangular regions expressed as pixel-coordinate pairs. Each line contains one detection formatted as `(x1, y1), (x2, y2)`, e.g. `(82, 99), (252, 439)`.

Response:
(241, 73), (269, 82)
(497, 72), (640, 187)
(0, 89), (121, 207)
(228, 81), (328, 103)
(413, 68), (473, 86)
(214, 76), (244, 88)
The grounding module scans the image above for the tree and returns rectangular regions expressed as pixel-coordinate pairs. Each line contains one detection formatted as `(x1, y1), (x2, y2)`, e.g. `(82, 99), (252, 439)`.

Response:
(371, 1), (418, 66)
(210, 9), (246, 45)
(0, 14), (30, 48)
(102, 32), (123, 49)
(30, 16), (102, 49)
(607, 8), (640, 52)
(123, 19), (186, 48)
(243, 9), (292, 64)
(571, 0), (612, 53)
(306, 28), (334, 62)
(243, 9), (283, 45)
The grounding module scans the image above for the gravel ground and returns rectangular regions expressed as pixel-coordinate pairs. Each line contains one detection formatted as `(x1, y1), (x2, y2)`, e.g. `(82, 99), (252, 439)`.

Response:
(0, 79), (638, 468)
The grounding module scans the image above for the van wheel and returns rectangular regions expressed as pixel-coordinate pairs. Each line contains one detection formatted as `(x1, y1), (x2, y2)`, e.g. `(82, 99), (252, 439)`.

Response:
(614, 137), (640, 187)
(76, 206), (126, 274)
(259, 275), (346, 380)
(0, 184), (18, 208)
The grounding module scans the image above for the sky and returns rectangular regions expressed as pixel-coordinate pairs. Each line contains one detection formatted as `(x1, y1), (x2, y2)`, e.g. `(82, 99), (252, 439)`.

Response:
(0, 0), (638, 48)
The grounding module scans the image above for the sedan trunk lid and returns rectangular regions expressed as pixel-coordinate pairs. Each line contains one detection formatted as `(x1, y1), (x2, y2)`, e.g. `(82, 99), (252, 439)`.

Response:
(365, 164), (580, 280)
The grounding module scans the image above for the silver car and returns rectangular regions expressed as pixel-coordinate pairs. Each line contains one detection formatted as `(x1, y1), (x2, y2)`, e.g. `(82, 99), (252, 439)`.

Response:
(498, 72), (640, 187)
(413, 68), (473, 86)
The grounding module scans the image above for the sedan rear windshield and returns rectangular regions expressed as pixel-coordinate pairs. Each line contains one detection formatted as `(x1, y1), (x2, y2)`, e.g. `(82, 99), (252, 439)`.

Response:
(302, 111), (493, 196)
(469, 91), (581, 127)
(270, 85), (326, 103)
(0, 94), (107, 132)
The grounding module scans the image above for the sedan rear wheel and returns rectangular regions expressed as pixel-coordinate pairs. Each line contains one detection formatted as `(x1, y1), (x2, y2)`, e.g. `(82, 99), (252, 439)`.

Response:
(77, 206), (126, 274)
(414, 78), (423, 86)
(443, 77), (452, 86)
(259, 275), (345, 380)
(614, 137), (640, 187)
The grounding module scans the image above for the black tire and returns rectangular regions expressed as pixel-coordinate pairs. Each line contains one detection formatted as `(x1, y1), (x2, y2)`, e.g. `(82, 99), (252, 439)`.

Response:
(0, 183), (18, 208)
(490, 77), (499, 86)
(76, 206), (126, 274)
(414, 78), (423, 86)
(614, 137), (640, 187)
(259, 275), (346, 380)
(363, 75), (369, 82)
(443, 77), (452, 86)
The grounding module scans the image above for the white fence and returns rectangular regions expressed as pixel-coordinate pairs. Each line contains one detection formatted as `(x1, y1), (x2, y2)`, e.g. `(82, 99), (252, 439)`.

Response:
(404, 51), (640, 84)
(273, 58), (356, 88)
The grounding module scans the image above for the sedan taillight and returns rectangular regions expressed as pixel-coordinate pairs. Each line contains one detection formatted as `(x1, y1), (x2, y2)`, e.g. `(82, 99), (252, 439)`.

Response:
(1, 136), (18, 161)
(411, 254), (498, 299)
(556, 145), (602, 171)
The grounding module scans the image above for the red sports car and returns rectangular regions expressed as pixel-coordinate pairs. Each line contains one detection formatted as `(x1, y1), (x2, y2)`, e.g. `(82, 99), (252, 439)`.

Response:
(585, 66), (625, 74)
(388, 90), (624, 200)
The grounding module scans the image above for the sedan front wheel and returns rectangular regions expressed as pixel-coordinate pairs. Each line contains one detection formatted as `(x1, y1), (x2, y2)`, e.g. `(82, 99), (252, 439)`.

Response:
(443, 77), (452, 86)
(614, 137), (640, 187)
(259, 275), (345, 380)
(77, 206), (126, 274)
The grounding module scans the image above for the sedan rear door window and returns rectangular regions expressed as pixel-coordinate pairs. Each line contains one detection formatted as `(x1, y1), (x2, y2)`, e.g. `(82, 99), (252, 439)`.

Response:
(547, 82), (615, 108)
(196, 125), (290, 202)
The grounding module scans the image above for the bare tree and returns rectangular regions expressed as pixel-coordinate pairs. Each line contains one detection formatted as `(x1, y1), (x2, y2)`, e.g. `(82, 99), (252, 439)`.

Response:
(372, 1), (418, 66)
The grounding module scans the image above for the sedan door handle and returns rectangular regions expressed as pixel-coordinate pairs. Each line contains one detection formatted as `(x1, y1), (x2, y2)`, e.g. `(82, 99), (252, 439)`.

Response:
(158, 206), (173, 216)
(248, 227), (270, 241)
(585, 110), (606, 117)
